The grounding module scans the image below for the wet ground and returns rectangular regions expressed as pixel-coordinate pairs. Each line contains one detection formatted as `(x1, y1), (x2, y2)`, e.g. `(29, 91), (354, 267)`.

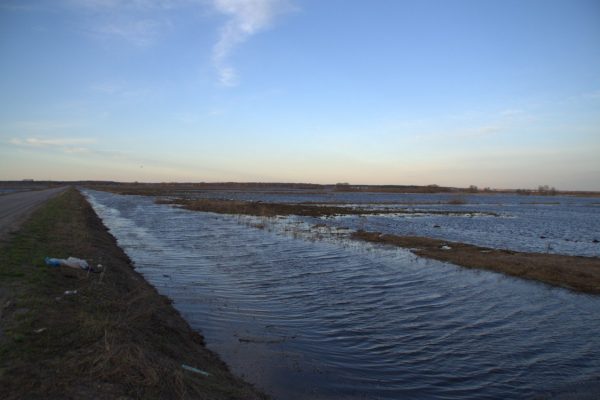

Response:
(167, 190), (600, 257)
(85, 189), (600, 400)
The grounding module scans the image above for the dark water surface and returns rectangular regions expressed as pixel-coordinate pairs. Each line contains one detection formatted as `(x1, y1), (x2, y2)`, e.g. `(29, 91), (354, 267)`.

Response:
(85, 190), (600, 399)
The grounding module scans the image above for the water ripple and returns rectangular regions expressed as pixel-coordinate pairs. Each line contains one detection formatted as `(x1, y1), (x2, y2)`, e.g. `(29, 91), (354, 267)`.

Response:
(85, 190), (600, 400)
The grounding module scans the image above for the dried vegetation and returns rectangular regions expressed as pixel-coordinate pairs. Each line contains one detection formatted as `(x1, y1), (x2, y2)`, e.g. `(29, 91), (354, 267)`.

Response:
(352, 230), (600, 295)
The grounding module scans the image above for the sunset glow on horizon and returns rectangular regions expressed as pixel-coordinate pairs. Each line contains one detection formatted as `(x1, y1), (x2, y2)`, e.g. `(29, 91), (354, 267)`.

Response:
(1, 0), (599, 190)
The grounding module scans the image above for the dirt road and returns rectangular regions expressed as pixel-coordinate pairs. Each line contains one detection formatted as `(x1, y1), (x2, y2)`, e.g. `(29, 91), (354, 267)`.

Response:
(0, 187), (66, 240)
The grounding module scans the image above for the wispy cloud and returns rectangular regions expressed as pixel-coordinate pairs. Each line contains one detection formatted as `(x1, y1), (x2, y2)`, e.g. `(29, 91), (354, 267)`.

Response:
(456, 125), (502, 139)
(90, 81), (151, 98)
(499, 109), (525, 117)
(10, 137), (95, 147)
(64, 0), (193, 11)
(211, 0), (294, 86)
(580, 89), (600, 100)
(28, 0), (295, 82)
(10, 120), (82, 132)
(0, 2), (41, 11)
(411, 124), (503, 142)
(9, 137), (97, 155)
(64, 0), (189, 47)
(6, 136), (146, 165)
(94, 18), (165, 47)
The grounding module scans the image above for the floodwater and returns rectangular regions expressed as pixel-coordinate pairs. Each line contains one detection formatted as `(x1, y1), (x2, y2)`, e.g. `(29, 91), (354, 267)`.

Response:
(171, 190), (600, 257)
(84, 189), (600, 399)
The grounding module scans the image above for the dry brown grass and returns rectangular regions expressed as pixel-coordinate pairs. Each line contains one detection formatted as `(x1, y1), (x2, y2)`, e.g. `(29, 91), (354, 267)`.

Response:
(351, 230), (600, 294)
(168, 198), (368, 217)
(446, 196), (467, 205)
(157, 198), (496, 218)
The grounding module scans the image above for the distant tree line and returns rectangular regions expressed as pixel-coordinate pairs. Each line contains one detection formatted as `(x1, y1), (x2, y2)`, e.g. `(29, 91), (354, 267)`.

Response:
(516, 185), (558, 196)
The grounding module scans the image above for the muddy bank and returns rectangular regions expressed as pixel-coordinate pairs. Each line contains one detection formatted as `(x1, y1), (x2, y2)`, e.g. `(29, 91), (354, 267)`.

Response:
(0, 188), (267, 399)
(352, 230), (600, 295)
(159, 198), (389, 217)
(157, 198), (494, 217)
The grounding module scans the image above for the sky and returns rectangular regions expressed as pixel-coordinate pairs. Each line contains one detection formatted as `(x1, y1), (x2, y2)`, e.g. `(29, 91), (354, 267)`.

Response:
(0, 0), (599, 190)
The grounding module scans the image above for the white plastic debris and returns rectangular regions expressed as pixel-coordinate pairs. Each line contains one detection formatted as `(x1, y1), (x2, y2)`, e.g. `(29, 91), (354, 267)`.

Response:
(440, 245), (452, 250)
(181, 364), (210, 377)
(63, 257), (89, 270)
(45, 257), (89, 270)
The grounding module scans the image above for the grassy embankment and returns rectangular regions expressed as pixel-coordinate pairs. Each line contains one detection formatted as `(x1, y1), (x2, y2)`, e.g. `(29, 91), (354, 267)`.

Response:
(352, 231), (600, 295)
(0, 188), (267, 399)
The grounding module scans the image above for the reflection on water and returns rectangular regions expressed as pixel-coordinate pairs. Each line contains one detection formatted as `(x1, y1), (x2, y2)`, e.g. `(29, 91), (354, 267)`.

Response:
(85, 190), (600, 400)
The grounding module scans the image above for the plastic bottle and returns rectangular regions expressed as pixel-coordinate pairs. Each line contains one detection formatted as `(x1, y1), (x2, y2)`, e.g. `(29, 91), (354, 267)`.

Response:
(45, 257), (62, 267)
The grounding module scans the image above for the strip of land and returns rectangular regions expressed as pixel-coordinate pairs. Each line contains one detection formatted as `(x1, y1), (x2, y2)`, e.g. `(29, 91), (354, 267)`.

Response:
(351, 230), (600, 295)
(157, 198), (495, 217)
(79, 181), (600, 197)
(0, 188), (267, 399)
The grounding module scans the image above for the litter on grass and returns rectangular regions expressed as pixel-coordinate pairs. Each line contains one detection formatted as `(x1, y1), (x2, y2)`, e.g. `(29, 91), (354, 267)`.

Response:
(45, 257), (89, 270)
(181, 364), (210, 377)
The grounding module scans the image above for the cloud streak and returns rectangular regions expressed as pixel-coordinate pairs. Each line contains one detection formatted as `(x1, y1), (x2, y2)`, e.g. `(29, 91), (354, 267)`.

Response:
(212, 0), (293, 86)
(94, 18), (165, 47)
(10, 137), (96, 147)
(64, 0), (191, 47)
(46, 1), (295, 83)
(9, 137), (97, 155)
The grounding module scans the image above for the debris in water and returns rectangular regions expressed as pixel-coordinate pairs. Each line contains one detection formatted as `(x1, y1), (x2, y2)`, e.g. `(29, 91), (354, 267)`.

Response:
(238, 336), (292, 344)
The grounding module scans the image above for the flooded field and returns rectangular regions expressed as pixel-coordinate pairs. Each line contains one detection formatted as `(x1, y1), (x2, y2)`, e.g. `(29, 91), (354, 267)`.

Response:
(84, 189), (600, 399)
(168, 190), (600, 257)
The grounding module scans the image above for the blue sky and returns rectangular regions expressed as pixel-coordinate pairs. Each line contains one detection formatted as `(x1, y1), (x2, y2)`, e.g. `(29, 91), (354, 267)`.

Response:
(1, 0), (599, 189)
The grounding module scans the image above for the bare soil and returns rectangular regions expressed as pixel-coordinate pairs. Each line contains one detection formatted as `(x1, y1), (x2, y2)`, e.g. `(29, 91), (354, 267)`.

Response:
(0, 188), (267, 399)
(157, 198), (494, 217)
(160, 198), (388, 217)
(352, 230), (600, 295)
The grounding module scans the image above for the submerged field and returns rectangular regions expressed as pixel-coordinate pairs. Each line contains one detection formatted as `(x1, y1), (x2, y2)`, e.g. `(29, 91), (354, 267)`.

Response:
(84, 186), (600, 399)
